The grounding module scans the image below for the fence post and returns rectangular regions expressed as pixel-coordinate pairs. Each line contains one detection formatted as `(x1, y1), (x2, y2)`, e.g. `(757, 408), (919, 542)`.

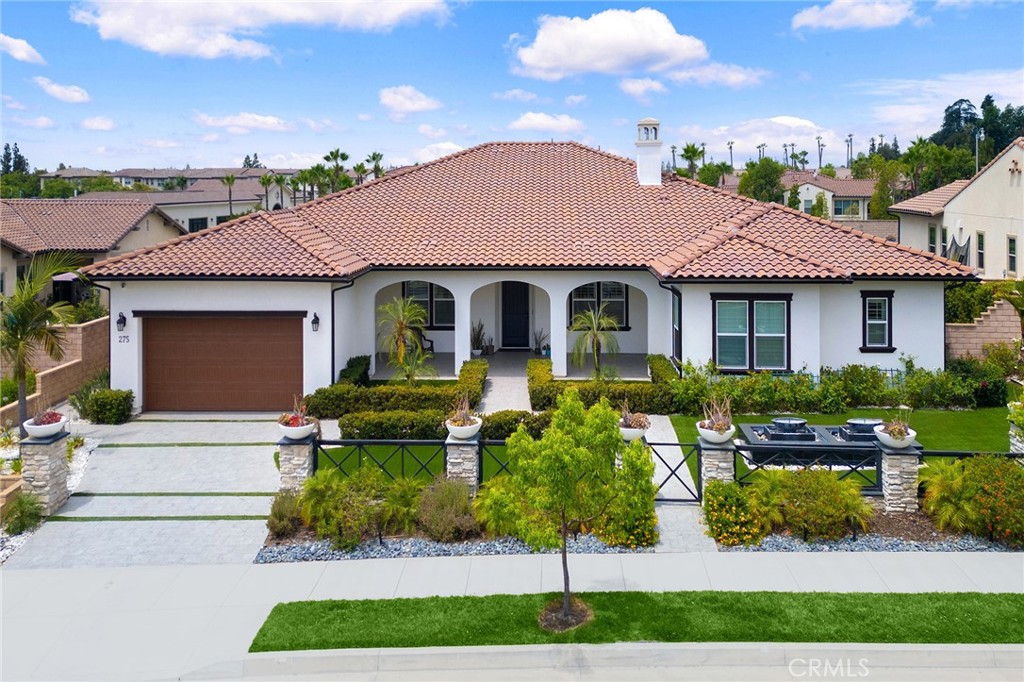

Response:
(445, 434), (479, 495)
(699, 438), (735, 501)
(19, 431), (69, 515)
(880, 445), (920, 513)
(278, 436), (315, 492)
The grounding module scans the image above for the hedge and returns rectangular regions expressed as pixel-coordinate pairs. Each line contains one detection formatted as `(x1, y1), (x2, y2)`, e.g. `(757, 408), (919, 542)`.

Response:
(87, 389), (134, 425)
(337, 355), (371, 387)
(338, 410), (447, 439)
(479, 410), (552, 440)
(526, 358), (673, 413)
(307, 359), (489, 419)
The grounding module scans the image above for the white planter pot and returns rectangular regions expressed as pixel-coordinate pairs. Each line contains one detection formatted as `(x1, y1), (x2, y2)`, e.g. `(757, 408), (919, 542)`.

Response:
(697, 422), (736, 444)
(619, 426), (647, 442)
(279, 422), (316, 440)
(471, 349), (483, 357)
(873, 424), (917, 449)
(446, 417), (482, 440)
(23, 416), (67, 439)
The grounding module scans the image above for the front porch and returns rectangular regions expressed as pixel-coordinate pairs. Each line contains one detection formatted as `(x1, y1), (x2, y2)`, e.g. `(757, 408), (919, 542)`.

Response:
(371, 351), (652, 381)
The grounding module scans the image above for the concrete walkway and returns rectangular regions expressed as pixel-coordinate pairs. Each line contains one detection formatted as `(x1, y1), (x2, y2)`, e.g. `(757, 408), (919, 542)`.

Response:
(3, 552), (1021, 680)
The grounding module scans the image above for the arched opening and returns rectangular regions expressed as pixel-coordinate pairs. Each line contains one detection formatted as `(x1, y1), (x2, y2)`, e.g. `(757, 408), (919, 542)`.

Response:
(565, 280), (648, 379)
(372, 278), (457, 379)
(469, 279), (552, 376)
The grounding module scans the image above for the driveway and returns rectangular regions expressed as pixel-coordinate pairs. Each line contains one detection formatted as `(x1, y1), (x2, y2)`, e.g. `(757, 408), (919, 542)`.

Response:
(2, 413), (317, 569)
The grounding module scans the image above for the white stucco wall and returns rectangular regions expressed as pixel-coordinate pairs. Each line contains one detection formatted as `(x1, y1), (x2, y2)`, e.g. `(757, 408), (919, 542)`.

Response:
(0, 244), (17, 297)
(107, 280), (334, 410)
(896, 213), (936, 253)
(158, 201), (264, 232)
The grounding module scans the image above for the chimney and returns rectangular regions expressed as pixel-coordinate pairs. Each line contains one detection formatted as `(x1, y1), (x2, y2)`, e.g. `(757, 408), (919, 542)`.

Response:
(635, 118), (662, 186)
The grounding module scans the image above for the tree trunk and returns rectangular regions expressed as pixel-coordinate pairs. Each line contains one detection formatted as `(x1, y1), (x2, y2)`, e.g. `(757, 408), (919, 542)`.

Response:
(17, 372), (28, 439)
(561, 508), (571, 618)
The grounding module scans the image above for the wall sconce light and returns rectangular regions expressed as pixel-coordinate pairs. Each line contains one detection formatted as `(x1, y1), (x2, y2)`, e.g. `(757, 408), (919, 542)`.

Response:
(311, 313), (320, 332)
(116, 313), (127, 331)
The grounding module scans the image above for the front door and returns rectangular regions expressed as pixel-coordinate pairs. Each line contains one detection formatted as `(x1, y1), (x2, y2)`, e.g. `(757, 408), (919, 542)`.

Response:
(501, 282), (530, 348)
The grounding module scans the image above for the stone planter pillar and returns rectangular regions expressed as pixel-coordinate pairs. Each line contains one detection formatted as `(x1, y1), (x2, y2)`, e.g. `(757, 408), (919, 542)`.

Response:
(699, 439), (735, 500)
(19, 431), (69, 515)
(445, 434), (480, 495)
(278, 436), (315, 492)
(880, 445), (920, 513)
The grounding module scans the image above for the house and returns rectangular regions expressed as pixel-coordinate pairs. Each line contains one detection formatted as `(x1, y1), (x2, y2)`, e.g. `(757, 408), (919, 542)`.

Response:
(39, 167), (105, 189)
(1, 198), (185, 303)
(110, 167), (300, 190)
(82, 120), (972, 412)
(890, 138), (1024, 279)
(781, 171), (874, 221)
(74, 177), (287, 233)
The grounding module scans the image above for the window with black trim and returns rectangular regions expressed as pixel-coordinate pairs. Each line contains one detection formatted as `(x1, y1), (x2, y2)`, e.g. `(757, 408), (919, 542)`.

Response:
(928, 224), (937, 254)
(711, 293), (791, 372)
(977, 231), (985, 271)
(861, 290), (894, 352)
(671, 287), (682, 362)
(188, 217), (208, 233)
(569, 281), (629, 328)
(403, 281), (454, 328)
(1009, 236), (1017, 274)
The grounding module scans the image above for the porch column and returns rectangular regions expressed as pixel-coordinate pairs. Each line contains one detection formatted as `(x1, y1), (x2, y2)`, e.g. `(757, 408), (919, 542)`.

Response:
(549, 287), (568, 377)
(454, 292), (472, 373)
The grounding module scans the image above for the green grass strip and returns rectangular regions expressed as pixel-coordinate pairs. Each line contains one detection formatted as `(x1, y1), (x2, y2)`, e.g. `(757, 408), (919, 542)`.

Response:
(250, 591), (1024, 653)
(96, 442), (276, 448)
(70, 491), (276, 497)
(49, 515), (268, 522)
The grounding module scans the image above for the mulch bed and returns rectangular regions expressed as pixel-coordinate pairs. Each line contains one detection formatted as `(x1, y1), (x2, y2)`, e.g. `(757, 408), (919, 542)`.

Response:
(538, 597), (594, 632)
(866, 500), (956, 543)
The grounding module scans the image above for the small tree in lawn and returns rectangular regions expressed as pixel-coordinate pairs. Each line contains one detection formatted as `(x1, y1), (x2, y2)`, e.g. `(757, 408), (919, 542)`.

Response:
(507, 389), (633, 628)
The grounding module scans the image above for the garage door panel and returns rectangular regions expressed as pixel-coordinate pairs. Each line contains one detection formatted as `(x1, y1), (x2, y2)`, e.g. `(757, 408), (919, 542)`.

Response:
(143, 316), (303, 411)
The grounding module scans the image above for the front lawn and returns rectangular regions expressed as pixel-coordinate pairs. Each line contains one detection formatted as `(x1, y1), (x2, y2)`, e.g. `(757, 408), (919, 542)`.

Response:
(250, 591), (1024, 652)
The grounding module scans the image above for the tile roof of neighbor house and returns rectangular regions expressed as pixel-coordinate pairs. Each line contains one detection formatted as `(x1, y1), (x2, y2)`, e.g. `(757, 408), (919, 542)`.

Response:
(82, 142), (974, 282)
(1, 198), (183, 254)
(73, 177), (273, 207)
(40, 167), (105, 179)
(783, 171), (877, 198)
(113, 167), (301, 180)
(888, 180), (972, 216)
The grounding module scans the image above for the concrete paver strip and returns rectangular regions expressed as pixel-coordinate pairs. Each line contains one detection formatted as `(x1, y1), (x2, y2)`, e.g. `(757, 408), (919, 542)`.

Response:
(77, 446), (279, 493)
(57, 494), (274, 517)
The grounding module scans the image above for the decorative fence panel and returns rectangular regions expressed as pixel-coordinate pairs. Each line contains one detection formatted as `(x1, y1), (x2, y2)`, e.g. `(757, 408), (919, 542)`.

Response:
(478, 440), (513, 484)
(647, 442), (702, 503)
(734, 443), (883, 495)
(313, 440), (447, 480)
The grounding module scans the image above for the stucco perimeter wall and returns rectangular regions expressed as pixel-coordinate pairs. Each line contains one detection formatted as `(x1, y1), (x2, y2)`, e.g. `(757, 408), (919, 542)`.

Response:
(107, 281), (335, 410)
(0, 317), (109, 426)
(945, 300), (1021, 360)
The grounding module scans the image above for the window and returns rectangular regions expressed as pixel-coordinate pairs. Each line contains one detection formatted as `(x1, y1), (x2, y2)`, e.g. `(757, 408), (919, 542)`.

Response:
(977, 232), (985, 271)
(671, 287), (682, 362)
(927, 224), (937, 254)
(1009, 236), (1018, 274)
(402, 281), (454, 328)
(711, 294), (791, 372)
(833, 199), (860, 217)
(803, 199), (813, 213)
(188, 217), (208, 233)
(940, 226), (948, 256)
(216, 215), (231, 225)
(569, 281), (629, 328)
(861, 290), (894, 353)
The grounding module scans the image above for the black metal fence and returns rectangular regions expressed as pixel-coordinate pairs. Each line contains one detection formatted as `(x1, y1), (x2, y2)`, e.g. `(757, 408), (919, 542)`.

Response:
(647, 442), (702, 502)
(478, 439), (513, 484)
(734, 443), (882, 495)
(313, 439), (447, 480)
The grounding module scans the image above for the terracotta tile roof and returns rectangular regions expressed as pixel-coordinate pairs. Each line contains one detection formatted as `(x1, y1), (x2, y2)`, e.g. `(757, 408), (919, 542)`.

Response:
(74, 177), (271, 206)
(1, 198), (182, 254)
(782, 171), (877, 198)
(83, 142), (973, 282)
(888, 180), (971, 216)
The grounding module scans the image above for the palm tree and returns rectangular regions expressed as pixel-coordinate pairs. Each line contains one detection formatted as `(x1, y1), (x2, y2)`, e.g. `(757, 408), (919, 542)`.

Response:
(324, 148), (349, 193)
(1, 252), (80, 437)
(220, 174), (236, 215)
(389, 345), (437, 386)
(309, 164), (330, 198)
(273, 174), (288, 209)
(352, 162), (369, 185)
(376, 297), (428, 366)
(569, 302), (620, 379)
(288, 176), (302, 206)
(366, 151), (385, 180)
(681, 143), (702, 176)
(258, 173), (274, 210)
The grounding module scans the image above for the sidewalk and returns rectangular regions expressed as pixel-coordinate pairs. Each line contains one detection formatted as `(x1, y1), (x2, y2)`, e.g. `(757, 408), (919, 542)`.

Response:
(3, 551), (1022, 680)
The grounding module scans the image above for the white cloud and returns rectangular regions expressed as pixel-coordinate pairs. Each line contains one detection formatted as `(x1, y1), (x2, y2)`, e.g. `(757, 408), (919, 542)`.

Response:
(513, 8), (707, 81)
(493, 88), (537, 102)
(264, 151), (332, 167)
(618, 78), (666, 103)
(71, 1), (450, 59)
(667, 63), (769, 88)
(0, 34), (46, 64)
(193, 111), (292, 133)
(201, 133), (221, 143)
(33, 77), (90, 103)
(300, 117), (338, 132)
(508, 112), (585, 134)
(417, 123), (447, 139)
(11, 116), (55, 129)
(673, 116), (847, 167)
(935, 0), (997, 7)
(82, 116), (115, 131)
(416, 142), (463, 163)
(357, 113), (373, 121)
(564, 94), (587, 107)
(142, 138), (180, 149)
(379, 85), (441, 121)
(3, 95), (27, 110)
(792, 1), (917, 31)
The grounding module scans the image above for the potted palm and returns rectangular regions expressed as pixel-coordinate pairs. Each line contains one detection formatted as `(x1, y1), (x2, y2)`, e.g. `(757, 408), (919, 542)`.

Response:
(618, 400), (650, 442)
(697, 397), (736, 444)
(470, 320), (485, 357)
(445, 393), (481, 440)
(874, 409), (916, 449)
(277, 398), (320, 440)
(23, 408), (68, 439)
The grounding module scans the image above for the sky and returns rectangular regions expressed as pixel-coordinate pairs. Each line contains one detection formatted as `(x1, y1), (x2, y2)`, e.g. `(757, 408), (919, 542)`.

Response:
(1, 1), (1022, 173)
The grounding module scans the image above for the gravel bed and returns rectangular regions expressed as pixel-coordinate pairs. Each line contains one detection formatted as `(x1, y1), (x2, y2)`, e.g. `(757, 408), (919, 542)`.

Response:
(255, 533), (651, 563)
(722, 532), (1013, 552)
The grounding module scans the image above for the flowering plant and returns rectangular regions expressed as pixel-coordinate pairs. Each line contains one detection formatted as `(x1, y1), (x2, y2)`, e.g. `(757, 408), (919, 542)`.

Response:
(881, 408), (913, 440)
(277, 398), (320, 434)
(31, 409), (63, 426)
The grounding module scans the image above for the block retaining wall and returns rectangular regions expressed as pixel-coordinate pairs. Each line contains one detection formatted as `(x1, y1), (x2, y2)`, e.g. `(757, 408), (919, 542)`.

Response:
(945, 300), (1020, 360)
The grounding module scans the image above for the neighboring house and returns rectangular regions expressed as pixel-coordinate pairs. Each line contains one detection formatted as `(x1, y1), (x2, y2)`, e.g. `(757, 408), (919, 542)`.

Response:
(39, 167), (104, 189)
(1, 198), (185, 303)
(110, 167), (300, 190)
(781, 171), (875, 221)
(82, 120), (972, 412)
(75, 178), (284, 233)
(890, 138), (1024, 280)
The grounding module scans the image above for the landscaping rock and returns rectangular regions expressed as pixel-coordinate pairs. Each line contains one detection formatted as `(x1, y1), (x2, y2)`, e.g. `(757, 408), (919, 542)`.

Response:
(723, 532), (1011, 552)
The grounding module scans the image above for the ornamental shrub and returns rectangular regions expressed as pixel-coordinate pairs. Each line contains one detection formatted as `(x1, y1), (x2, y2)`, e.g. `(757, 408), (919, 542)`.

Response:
(947, 356), (1009, 408)
(837, 364), (895, 407)
(920, 458), (975, 532)
(337, 410), (446, 439)
(816, 370), (849, 414)
(595, 439), (659, 548)
(381, 477), (424, 536)
(901, 367), (975, 409)
(702, 481), (767, 546)
(783, 470), (873, 541)
(67, 370), (109, 420)
(337, 355), (371, 386)
(670, 361), (712, 414)
(963, 455), (1024, 548)
(480, 410), (551, 440)
(417, 478), (478, 542)
(980, 341), (1021, 379)
(526, 358), (672, 413)
(267, 491), (302, 538)
(0, 371), (35, 407)
(647, 354), (678, 384)
(472, 475), (522, 537)
(1, 492), (44, 535)
(87, 389), (134, 424)
(779, 371), (820, 413)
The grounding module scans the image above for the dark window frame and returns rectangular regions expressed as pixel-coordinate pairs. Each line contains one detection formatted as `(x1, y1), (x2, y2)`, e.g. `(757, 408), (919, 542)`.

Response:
(710, 293), (792, 373)
(860, 290), (895, 353)
(976, 231), (985, 271)
(402, 281), (454, 330)
(187, 217), (209, 233)
(568, 281), (631, 331)
(1009, 236), (1018, 275)
(671, 287), (682, 363)
(927, 224), (937, 254)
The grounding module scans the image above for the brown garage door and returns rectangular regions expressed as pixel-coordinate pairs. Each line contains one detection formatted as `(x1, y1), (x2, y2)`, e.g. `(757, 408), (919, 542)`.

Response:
(143, 315), (303, 411)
